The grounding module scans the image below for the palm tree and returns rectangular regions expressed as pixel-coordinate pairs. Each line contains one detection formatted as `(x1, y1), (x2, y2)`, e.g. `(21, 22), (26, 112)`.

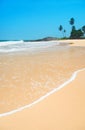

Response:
(59, 25), (63, 37)
(69, 18), (75, 26)
(59, 25), (63, 31)
(63, 29), (66, 37)
(69, 18), (75, 38)
(82, 25), (85, 36)
(72, 25), (76, 31)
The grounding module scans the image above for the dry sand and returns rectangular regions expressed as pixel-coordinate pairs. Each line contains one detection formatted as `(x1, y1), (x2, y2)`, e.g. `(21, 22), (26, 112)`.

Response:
(0, 39), (85, 130)
(59, 39), (85, 46)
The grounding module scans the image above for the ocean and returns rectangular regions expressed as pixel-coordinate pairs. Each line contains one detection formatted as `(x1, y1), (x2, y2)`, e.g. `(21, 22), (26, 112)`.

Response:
(0, 40), (65, 53)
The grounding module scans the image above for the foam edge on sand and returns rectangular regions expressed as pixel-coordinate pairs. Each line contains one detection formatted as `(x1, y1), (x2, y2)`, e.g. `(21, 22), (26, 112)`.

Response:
(0, 68), (85, 117)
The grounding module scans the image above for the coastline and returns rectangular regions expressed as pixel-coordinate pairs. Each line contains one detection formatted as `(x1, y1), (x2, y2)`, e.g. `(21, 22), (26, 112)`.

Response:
(0, 39), (85, 130)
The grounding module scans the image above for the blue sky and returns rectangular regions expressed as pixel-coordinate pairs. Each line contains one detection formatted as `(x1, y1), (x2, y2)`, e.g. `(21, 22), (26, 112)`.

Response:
(0, 0), (85, 40)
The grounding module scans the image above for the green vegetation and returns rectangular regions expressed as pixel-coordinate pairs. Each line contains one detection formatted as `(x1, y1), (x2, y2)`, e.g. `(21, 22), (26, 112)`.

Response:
(69, 17), (75, 26)
(82, 25), (85, 36)
(58, 25), (66, 38)
(59, 25), (63, 33)
(30, 18), (85, 41)
(70, 28), (83, 39)
(58, 18), (85, 39)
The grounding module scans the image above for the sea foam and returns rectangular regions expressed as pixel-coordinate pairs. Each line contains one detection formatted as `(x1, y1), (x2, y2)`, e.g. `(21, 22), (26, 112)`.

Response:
(0, 41), (66, 53)
(0, 68), (85, 117)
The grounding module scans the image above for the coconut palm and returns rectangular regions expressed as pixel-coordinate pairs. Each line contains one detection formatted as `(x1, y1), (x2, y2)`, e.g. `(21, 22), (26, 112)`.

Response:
(69, 18), (75, 26)
(59, 25), (63, 37)
(69, 18), (75, 38)
(63, 29), (66, 37)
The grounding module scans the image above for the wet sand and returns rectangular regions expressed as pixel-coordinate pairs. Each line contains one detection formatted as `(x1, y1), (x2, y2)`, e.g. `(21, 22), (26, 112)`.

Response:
(0, 39), (85, 130)
(0, 45), (85, 113)
(0, 70), (85, 130)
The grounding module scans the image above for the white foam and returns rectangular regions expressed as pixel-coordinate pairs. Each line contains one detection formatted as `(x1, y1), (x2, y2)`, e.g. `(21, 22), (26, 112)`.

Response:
(0, 41), (65, 53)
(0, 68), (85, 117)
(0, 40), (59, 47)
(0, 40), (24, 47)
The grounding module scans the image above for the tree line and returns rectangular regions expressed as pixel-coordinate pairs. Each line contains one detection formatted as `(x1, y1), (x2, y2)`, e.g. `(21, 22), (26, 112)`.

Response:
(58, 18), (85, 39)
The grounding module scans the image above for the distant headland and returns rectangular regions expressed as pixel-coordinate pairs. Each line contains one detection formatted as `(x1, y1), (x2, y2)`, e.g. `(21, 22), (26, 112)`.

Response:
(29, 37), (57, 42)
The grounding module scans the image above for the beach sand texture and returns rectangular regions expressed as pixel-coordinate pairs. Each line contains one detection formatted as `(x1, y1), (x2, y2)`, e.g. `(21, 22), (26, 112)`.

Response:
(0, 69), (85, 130)
(0, 40), (85, 130)
(59, 39), (85, 46)
(0, 44), (85, 113)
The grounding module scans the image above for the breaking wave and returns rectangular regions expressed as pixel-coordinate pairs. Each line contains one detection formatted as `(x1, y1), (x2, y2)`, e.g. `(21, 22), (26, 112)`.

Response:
(0, 40), (68, 53)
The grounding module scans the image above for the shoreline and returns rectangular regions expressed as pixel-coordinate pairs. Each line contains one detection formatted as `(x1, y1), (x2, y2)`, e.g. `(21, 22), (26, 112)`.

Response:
(0, 39), (85, 117)
(0, 39), (85, 130)
(0, 67), (85, 117)
(0, 69), (85, 130)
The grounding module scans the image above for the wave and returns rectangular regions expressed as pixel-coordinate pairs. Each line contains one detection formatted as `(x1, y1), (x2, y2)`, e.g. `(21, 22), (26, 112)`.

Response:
(0, 40), (24, 47)
(0, 68), (85, 117)
(0, 41), (66, 53)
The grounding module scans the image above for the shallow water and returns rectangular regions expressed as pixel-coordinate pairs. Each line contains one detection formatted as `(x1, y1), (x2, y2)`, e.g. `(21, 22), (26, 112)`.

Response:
(0, 45), (85, 113)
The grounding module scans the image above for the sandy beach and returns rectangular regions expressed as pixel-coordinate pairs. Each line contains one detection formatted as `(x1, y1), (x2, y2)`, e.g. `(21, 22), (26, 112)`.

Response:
(0, 69), (85, 130)
(59, 39), (85, 46)
(0, 39), (85, 130)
